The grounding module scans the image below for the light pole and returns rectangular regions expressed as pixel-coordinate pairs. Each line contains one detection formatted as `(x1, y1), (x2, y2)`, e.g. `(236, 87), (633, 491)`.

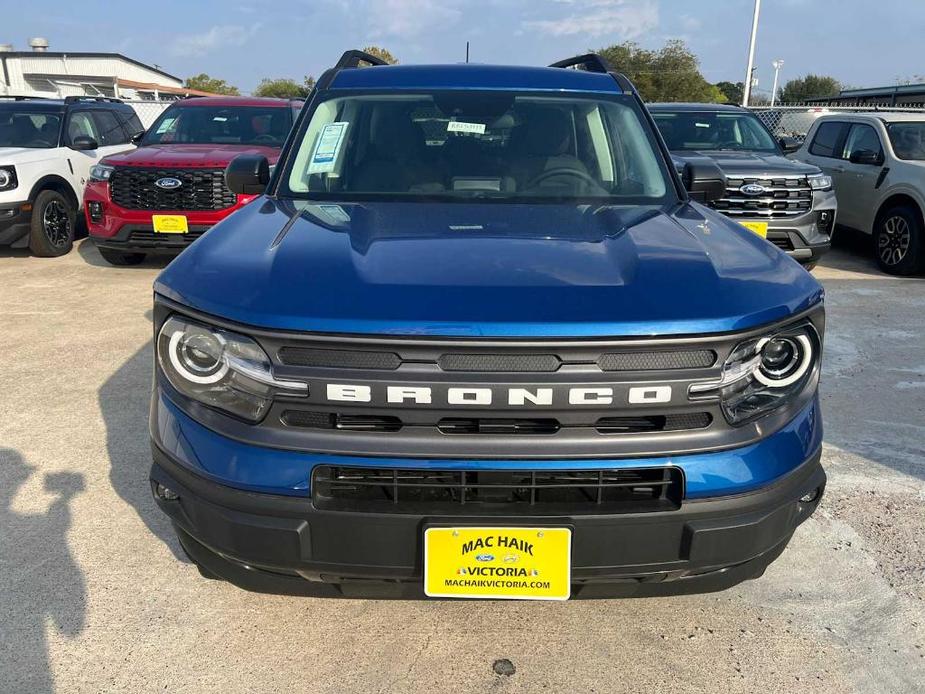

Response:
(770, 59), (784, 107)
(742, 0), (762, 107)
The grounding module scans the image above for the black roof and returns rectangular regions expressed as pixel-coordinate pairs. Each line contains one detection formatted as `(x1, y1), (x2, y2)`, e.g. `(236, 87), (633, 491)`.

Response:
(647, 102), (747, 112)
(0, 51), (180, 82)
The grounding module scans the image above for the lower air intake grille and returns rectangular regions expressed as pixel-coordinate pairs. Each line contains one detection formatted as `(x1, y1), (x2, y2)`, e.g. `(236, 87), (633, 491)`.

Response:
(596, 412), (712, 434)
(312, 466), (684, 514)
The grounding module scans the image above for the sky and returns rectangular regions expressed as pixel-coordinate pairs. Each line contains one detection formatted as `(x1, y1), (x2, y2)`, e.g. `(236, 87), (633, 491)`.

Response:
(2, 0), (924, 95)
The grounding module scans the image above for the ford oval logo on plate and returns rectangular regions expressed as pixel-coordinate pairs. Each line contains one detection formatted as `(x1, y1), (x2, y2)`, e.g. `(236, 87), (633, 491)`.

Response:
(155, 177), (182, 190)
(740, 183), (766, 196)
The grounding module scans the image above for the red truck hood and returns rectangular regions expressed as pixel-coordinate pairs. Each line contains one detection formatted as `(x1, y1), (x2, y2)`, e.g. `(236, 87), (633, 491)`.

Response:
(103, 143), (281, 168)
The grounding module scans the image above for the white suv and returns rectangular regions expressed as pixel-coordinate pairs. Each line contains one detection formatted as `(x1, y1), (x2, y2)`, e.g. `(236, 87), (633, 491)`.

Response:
(792, 112), (925, 275)
(0, 96), (140, 256)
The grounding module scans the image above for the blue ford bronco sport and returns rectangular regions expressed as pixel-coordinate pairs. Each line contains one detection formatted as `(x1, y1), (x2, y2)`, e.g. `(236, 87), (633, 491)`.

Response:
(150, 51), (825, 599)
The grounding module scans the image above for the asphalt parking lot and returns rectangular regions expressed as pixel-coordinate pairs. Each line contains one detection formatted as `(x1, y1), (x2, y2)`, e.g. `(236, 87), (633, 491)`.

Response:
(1, 234), (923, 694)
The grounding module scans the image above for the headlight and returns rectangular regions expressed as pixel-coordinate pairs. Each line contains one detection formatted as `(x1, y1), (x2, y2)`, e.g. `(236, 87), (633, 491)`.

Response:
(807, 173), (833, 191)
(89, 164), (115, 182)
(156, 316), (307, 422)
(690, 322), (819, 425)
(0, 166), (16, 191)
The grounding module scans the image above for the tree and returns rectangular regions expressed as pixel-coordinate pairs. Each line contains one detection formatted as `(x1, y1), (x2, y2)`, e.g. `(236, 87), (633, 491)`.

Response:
(361, 46), (398, 65)
(596, 40), (724, 103)
(254, 76), (316, 98)
(715, 81), (744, 105)
(778, 74), (841, 103)
(183, 73), (240, 95)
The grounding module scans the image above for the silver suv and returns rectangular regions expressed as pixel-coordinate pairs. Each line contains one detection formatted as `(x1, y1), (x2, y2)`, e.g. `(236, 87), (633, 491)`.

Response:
(792, 112), (925, 275)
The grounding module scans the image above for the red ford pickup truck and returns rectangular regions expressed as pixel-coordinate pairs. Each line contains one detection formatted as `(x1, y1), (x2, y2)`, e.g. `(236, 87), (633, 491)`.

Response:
(85, 96), (301, 265)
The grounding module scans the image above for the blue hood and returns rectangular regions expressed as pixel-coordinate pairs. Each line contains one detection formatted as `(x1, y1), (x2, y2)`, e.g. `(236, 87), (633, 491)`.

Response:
(154, 199), (823, 338)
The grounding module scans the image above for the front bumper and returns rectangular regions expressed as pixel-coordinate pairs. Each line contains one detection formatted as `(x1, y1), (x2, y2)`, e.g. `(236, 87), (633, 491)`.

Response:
(726, 189), (837, 266)
(83, 179), (254, 254)
(0, 200), (32, 247)
(151, 438), (824, 598)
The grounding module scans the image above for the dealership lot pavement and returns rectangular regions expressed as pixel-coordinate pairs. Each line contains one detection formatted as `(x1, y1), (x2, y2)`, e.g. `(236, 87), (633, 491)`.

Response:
(1, 235), (923, 694)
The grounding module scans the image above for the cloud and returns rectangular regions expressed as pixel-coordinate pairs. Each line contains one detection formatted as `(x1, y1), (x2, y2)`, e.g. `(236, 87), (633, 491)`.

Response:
(365, 0), (463, 38)
(679, 14), (701, 32)
(169, 24), (262, 57)
(523, 0), (659, 39)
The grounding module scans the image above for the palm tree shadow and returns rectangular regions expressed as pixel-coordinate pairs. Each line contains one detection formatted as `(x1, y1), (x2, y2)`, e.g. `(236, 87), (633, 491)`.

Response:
(0, 448), (86, 693)
(99, 326), (187, 562)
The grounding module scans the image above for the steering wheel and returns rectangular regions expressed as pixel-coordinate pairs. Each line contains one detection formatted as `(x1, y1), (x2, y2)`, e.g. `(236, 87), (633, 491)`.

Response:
(526, 167), (599, 189)
(715, 141), (741, 150)
(252, 134), (278, 144)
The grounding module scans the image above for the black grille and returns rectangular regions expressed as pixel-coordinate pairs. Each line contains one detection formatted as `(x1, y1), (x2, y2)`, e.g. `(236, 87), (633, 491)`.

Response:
(710, 176), (813, 219)
(128, 229), (206, 245)
(598, 350), (715, 371)
(282, 410), (401, 432)
(767, 233), (794, 251)
(312, 465), (683, 514)
(110, 167), (237, 211)
(438, 418), (560, 435)
(278, 347), (401, 370)
(438, 353), (561, 372)
(596, 412), (711, 434)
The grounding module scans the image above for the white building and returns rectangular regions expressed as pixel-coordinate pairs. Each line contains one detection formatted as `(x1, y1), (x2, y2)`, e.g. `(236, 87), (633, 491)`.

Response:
(0, 38), (205, 100)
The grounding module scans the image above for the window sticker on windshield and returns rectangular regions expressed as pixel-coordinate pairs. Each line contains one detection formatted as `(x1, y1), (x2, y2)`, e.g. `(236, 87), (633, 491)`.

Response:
(308, 122), (349, 173)
(447, 121), (486, 135)
(155, 117), (177, 134)
(695, 122), (711, 128)
(318, 204), (351, 223)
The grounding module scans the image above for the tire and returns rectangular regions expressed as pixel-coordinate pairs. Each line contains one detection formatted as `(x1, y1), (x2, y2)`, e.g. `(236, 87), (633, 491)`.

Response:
(98, 247), (146, 266)
(875, 205), (924, 276)
(801, 262), (817, 272)
(29, 189), (76, 257)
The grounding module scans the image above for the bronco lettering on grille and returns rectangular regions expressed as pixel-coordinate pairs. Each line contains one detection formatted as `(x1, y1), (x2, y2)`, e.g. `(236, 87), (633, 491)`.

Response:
(324, 384), (673, 406)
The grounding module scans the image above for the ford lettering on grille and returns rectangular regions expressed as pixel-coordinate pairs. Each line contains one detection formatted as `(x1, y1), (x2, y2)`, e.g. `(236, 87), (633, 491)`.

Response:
(739, 183), (766, 196)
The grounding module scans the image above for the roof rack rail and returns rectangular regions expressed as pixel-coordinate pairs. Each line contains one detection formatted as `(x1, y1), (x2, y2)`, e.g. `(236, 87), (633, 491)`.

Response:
(0, 95), (51, 101)
(334, 50), (389, 70)
(63, 96), (124, 104)
(316, 49), (390, 91)
(548, 53), (612, 74)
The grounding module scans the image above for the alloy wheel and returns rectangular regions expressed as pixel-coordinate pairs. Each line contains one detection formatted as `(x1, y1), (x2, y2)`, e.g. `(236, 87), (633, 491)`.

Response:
(879, 215), (911, 267)
(42, 200), (72, 248)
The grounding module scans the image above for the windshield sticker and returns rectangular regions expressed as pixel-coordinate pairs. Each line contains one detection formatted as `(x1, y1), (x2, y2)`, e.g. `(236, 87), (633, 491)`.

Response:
(318, 204), (352, 224)
(447, 121), (486, 135)
(308, 122), (349, 173)
(695, 122), (711, 128)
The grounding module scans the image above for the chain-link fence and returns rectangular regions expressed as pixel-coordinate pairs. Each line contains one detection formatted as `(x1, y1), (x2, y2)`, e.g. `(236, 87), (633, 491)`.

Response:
(122, 100), (174, 128)
(749, 104), (925, 142)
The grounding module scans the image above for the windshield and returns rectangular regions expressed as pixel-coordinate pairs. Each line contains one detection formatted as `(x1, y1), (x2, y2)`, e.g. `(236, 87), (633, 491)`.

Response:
(887, 122), (925, 160)
(652, 110), (778, 153)
(0, 109), (62, 148)
(141, 105), (292, 147)
(282, 92), (672, 203)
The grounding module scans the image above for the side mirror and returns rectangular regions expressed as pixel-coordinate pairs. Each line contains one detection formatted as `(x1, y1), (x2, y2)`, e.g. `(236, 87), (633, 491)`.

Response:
(849, 149), (883, 166)
(225, 154), (270, 195)
(70, 135), (98, 151)
(682, 161), (725, 203)
(130, 131), (145, 145)
(778, 136), (801, 154)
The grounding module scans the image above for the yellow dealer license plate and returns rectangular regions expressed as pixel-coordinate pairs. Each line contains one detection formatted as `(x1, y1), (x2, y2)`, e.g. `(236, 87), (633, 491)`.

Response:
(740, 221), (768, 238)
(424, 527), (571, 600)
(152, 215), (188, 234)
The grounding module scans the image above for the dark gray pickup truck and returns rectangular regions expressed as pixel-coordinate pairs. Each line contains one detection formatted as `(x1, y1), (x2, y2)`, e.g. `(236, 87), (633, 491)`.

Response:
(650, 103), (836, 267)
